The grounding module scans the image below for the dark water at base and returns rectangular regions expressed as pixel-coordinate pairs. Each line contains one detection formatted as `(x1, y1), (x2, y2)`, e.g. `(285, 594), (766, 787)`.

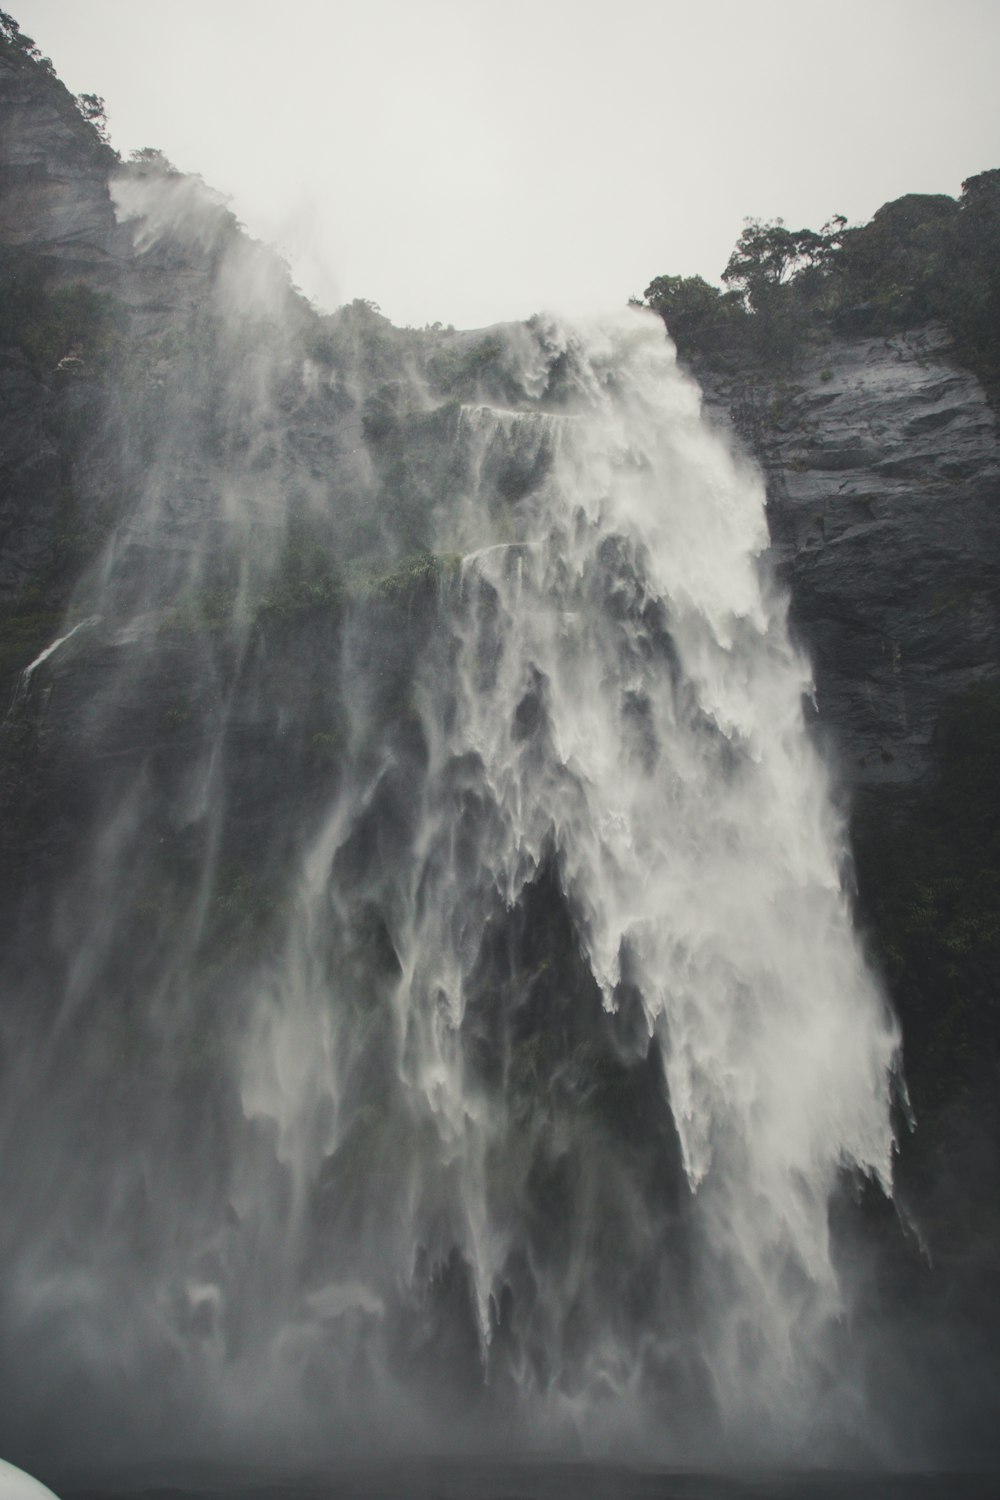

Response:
(61, 1462), (1000, 1500)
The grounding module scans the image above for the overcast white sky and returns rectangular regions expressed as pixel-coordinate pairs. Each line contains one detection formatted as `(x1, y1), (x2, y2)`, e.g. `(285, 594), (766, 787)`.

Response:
(12, 0), (1000, 329)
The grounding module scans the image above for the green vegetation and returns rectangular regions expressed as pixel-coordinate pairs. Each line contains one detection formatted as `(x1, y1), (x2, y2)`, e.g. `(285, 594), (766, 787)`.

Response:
(127, 146), (178, 172)
(154, 544), (458, 643)
(425, 333), (521, 405)
(0, 7), (54, 73)
(721, 216), (843, 306)
(358, 550), (461, 601)
(643, 172), (1000, 393)
(74, 92), (111, 146)
(637, 274), (746, 362)
(0, 245), (122, 374)
(161, 697), (193, 731)
(306, 299), (417, 385)
(255, 522), (346, 619)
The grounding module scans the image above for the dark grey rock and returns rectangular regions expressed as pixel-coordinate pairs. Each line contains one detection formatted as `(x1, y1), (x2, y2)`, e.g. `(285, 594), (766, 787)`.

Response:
(697, 326), (1000, 792)
(0, 51), (123, 279)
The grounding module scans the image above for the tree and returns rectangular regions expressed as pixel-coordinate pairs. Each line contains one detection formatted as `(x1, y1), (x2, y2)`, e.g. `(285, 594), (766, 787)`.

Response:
(950, 172), (1000, 391)
(721, 218), (829, 312)
(128, 147), (178, 174)
(959, 170), (1000, 240)
(832, 194), (959, 329)
(641, 173), (1000, 379)
(0, 8), (30, 48)
(76, 93), (111, 145)
(0, 7), (54, 72)
(642, 274), (744, 358)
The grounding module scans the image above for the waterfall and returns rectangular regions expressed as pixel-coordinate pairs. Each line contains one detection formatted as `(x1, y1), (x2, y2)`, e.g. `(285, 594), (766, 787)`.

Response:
(0, 177), (899, 1476)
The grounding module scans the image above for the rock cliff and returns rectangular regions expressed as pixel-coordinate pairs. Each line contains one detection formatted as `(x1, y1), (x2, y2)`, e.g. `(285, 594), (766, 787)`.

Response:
(699, 327), (999, 795)
(0, 41), (119, 269)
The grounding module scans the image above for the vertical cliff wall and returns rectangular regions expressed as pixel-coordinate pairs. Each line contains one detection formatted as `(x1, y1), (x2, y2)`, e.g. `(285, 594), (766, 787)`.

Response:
(699, 326), (999, 791)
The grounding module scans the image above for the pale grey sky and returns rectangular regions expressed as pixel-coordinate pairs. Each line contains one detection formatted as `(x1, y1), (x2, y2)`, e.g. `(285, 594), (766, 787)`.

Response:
(12, 0), (1000, 329)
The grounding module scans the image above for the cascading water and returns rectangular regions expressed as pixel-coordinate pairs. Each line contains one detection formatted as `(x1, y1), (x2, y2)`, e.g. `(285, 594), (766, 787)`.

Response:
(0, 176), (900, 1478)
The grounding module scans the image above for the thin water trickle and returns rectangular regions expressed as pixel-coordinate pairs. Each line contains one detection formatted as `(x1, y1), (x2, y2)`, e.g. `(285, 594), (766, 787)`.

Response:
(20, 618), (101, 683)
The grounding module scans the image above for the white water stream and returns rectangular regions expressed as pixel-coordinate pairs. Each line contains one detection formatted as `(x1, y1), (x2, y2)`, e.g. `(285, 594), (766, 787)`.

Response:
(240, 312), (898, 1455)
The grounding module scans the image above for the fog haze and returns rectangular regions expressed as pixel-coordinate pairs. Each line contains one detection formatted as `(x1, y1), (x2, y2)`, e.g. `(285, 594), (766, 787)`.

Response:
(13, 1), (1000, 334)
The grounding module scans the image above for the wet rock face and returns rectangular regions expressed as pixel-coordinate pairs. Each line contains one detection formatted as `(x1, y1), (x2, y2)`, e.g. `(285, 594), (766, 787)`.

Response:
(0, 47), (129, 619)
(0, 345), (62, 594)
(0, 51), (121, 274)
(699, 327), (1000, 792)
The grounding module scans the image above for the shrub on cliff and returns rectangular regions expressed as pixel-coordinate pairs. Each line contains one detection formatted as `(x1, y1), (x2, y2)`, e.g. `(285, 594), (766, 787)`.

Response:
(826, 177), (1000, 389)
(0, 7), (53, 72)
(641, 274), (746, 362)
(721, 217), (836, 309)
(643, 175), (1000, 392)
(828, 194), (959, 331)
(945, 170), (1000, 392)
(0, 245), (119, 373)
